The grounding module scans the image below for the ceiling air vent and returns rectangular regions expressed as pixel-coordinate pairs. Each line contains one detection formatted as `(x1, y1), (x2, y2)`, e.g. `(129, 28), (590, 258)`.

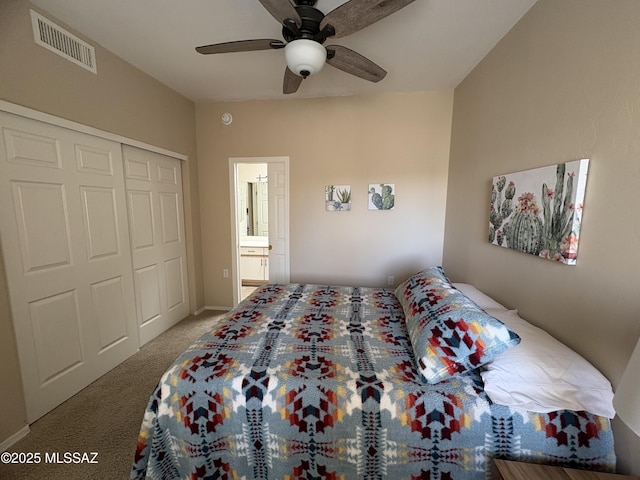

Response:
(30, 10), (97, 74)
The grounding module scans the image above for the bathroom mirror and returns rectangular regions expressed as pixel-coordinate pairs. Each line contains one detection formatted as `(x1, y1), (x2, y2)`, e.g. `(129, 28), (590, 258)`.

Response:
(237, 163), (269, 243)
(246, 181), (268, 237)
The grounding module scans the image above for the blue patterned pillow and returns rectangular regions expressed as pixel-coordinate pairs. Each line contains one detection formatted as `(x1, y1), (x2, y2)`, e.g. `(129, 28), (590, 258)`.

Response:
(395, 267), (520, 384)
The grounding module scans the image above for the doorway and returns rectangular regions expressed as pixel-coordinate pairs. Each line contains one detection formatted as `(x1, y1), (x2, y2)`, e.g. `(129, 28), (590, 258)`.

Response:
(229, 157), (290, 307)
(238, 163), (269, 300)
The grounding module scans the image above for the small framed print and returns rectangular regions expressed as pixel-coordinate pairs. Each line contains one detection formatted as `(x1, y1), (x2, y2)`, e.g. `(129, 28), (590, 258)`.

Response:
(325, 185), (352, 211)
(368, 184), (395, 210)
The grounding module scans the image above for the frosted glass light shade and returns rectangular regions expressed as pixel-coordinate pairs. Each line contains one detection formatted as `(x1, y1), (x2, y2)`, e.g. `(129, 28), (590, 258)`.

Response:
(284, 39), (326, 78)
(614, 337), (640, 435)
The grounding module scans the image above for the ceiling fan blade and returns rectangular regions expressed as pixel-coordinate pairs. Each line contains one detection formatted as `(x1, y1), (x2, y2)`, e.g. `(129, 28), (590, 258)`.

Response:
(258, 0), (301, 26)
(326, 45), (387, 82)
(283, 67), (303, 94)
(196, 39), (284, 55)
(320, 0), (415, 38)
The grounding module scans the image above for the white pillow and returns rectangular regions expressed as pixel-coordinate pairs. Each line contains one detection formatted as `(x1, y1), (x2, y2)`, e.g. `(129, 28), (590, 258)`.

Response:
(480, 310), (615, 418)
(452, 283), (508, 312)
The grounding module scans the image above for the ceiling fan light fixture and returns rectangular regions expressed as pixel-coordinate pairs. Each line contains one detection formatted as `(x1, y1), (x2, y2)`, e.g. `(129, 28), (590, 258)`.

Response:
(284, 39), (326, 78)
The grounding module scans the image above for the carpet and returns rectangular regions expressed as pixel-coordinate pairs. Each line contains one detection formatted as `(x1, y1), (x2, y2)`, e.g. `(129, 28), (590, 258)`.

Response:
(0, 310), (225, 480)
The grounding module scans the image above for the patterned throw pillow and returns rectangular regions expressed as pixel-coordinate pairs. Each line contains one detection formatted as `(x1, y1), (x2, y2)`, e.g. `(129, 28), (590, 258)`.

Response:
(395, 267), (520, 384)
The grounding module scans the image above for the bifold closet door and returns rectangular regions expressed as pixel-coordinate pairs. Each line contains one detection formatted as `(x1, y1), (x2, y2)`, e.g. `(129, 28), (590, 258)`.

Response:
(0, 111), (139, 422)
(123, 146), (190, 345)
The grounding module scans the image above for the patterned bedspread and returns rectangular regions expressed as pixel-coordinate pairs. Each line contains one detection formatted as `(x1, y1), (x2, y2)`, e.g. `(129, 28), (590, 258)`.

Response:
(131, 284), (615, 479)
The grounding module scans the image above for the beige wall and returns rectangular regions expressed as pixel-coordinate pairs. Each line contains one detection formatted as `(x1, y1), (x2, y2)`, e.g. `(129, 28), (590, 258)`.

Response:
(196, 91), (453, 308)
(0, 0), (203, 445)
(443, 0), (640, 474)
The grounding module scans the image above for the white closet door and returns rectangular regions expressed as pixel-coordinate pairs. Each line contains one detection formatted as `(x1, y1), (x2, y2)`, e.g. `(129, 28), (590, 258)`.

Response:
(123, 146), (189, 345)
(0, 111), (139, 422)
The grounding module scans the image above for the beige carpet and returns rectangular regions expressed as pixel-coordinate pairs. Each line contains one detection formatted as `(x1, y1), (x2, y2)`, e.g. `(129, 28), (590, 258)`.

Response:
(0, 310), (226, 480)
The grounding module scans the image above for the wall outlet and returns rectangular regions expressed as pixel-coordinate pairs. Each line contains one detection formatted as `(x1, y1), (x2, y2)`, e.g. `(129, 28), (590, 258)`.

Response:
(387, 276), (394, 285)
(223, 269), (229, 278)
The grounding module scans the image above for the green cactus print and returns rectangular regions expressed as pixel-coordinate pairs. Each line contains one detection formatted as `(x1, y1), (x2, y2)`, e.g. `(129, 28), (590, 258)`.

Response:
(506, 192), (543, 255)
(336, 188), (351, 203)
(325, 185), (335, 201)
(325, 185), (351, 211)
(541, 163), (577, 260)
(369, 184), (395, 210)
(489, 176), (515, 245)
(488, 159), (588, 265)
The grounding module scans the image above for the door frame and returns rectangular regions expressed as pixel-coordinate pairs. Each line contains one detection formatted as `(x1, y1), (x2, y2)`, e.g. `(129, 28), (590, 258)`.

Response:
(229, 156), (290, 307)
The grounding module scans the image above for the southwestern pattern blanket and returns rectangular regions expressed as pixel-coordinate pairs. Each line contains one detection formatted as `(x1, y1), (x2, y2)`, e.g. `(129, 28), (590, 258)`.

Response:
(131, 284), (615, 479)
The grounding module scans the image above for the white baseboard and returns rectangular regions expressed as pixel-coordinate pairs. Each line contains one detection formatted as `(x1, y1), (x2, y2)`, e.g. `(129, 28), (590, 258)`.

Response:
(0, 426), (30, 452)
(193, 306), (231, 315)
(204, 305), (232, 312)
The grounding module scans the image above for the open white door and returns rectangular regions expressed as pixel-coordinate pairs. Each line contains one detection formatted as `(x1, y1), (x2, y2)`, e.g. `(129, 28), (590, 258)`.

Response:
(267, 161), (289, 284)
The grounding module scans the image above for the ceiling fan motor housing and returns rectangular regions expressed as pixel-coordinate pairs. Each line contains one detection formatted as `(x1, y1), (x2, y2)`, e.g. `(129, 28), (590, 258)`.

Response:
(284, 39), (327, 77)
(282, 3), (330, 78)
(282, 4), (326, 42)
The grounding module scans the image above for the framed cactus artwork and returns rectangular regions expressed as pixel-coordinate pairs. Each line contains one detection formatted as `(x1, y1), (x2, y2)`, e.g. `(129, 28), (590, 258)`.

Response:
(488, 158), (589, 265)
(325, 185), (352, 211)
(368, 183), (395, 210)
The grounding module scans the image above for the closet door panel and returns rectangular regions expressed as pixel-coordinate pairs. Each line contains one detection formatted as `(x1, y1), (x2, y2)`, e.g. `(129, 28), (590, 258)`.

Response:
(3, 127), (61, 169)
(135, 264), (162, 326)
(160, 192), (180, 244)
(0, 111), (138, 422)
(80, 186), (120, 260)
(164, 256), (186, 311)
(124, 145), (189, 345)
(12, 181), (71, 273)
(91, 275), (129, 352)
(75, 143), (114, 175)
(128, 190), (155, 251)
(29, 290), (83, 384)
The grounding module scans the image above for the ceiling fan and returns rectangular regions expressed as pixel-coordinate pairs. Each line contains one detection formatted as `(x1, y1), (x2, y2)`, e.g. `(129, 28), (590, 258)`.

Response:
(195, 0), (415, 94)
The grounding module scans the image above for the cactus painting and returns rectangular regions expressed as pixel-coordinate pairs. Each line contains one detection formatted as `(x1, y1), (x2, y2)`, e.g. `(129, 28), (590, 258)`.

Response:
(368, 183), (395, 210)
(325, 185), (351, 211)
(488, 159), (589, 265)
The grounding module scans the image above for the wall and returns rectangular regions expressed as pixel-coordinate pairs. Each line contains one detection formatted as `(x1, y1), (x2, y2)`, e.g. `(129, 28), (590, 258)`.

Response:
(443, 0), (640, 474)
(0, 0), (203, 446)
(196, 91), (453, 308)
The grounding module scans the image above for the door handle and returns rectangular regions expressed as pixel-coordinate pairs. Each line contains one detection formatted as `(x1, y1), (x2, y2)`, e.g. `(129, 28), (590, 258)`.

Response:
(268, 245), (273, 250)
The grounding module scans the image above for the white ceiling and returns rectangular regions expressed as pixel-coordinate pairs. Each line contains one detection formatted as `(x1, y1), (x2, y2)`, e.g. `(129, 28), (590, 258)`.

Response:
(30, 0), (537, 103)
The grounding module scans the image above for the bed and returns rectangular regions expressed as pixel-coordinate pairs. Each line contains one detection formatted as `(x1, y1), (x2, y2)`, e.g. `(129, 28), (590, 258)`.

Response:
(130, 267), (616, 479)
